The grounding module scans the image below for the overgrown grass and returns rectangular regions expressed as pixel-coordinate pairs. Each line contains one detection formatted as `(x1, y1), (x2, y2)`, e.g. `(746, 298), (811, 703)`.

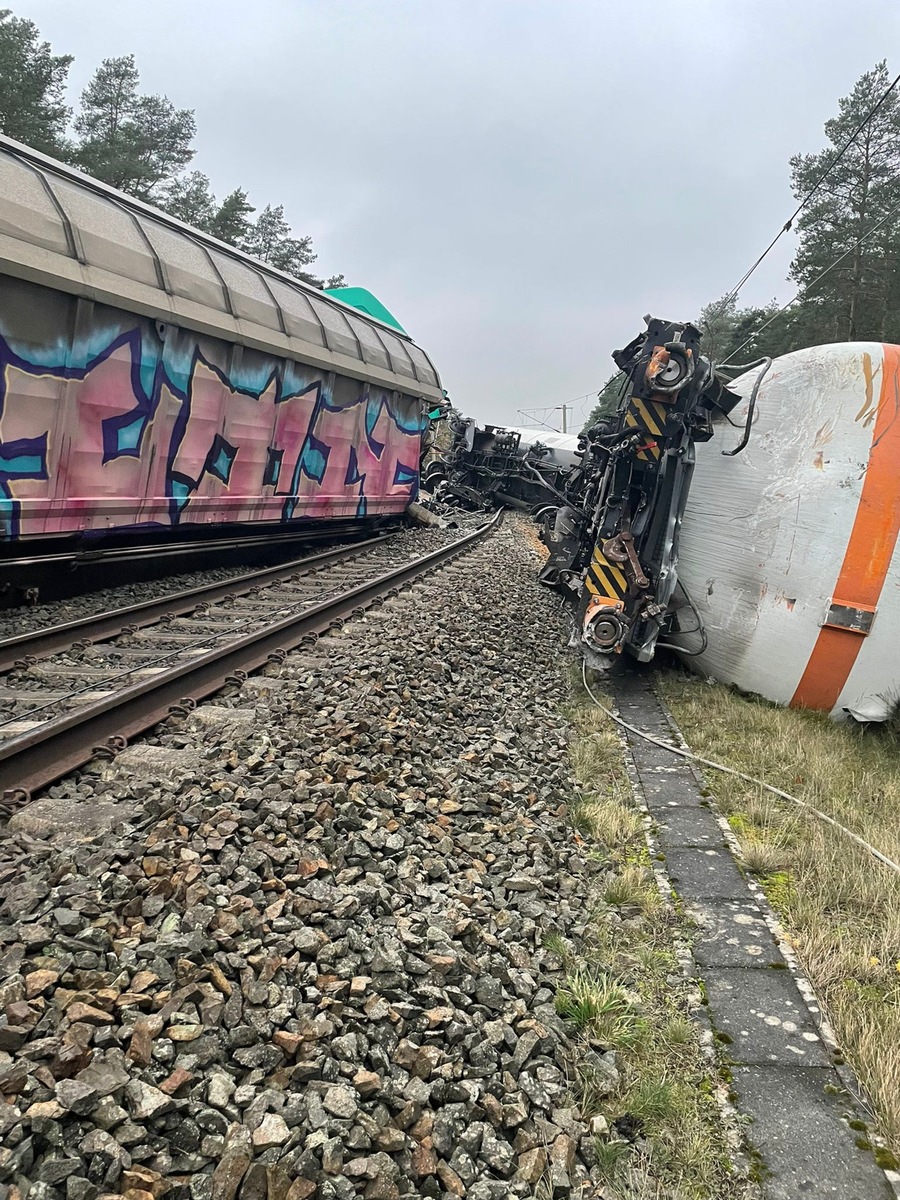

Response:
(555, 966), (647, 1050)
(560, 687), (749, 1200)
(659, 671), (900, 1158)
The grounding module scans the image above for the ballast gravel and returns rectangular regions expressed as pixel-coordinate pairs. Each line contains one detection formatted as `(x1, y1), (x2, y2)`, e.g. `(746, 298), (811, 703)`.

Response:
(0, 517), (614, 1200)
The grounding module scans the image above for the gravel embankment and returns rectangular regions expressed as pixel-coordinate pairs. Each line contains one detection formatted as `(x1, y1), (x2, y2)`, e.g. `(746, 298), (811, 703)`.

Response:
(0, 517), (611, 1200)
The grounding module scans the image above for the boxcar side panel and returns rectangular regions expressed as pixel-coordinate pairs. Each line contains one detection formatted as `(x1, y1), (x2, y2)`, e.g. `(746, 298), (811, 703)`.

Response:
(0, 276), (425, 540)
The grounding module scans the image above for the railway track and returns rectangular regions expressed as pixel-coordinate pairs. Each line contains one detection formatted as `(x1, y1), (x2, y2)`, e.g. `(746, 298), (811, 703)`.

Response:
(0, 514), (499, 804)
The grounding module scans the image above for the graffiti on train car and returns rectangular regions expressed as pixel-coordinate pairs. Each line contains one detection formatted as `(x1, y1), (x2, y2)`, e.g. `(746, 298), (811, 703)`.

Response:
(0, 299), (425, 540)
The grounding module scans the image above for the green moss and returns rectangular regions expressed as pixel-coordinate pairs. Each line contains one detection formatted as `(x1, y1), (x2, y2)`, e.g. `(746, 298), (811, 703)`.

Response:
(768, 961), (789, 969)
(848, 1119), (867, 1132)
(747, 1145), (770, 1184)
(727, 812), (752, 835)
(875, 1147), (900, 1171)
(761, 869), (796, 910)
(855, 1137), (873, 1151)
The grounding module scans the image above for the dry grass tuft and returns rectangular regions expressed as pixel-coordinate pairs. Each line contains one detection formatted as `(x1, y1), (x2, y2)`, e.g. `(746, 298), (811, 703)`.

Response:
(660, 671), (900, 1155)
(603, 863), (662, 914)
(739, 840), (792, 875)
(660, 1014), (695, 1047)
(573, 795), (644, 848)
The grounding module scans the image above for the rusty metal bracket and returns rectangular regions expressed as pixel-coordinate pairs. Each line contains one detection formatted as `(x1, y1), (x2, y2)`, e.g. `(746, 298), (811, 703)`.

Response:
(1, 786), (30, 810)
(603, 528), (650, 590)
(823, 599), (876, 635)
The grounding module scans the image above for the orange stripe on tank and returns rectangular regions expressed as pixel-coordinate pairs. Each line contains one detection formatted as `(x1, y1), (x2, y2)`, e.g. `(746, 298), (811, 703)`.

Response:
(791, 344), (900, 711)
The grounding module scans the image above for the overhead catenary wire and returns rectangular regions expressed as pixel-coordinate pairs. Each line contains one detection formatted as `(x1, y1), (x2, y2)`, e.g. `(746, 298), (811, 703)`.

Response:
(515, 410), (565, 434)
(581, 663), (900, 879)
(536, 71), (900, 411)
(721, 195), (900, 364)
(518, 390), (600, 433)
(713, 67), (900, 312)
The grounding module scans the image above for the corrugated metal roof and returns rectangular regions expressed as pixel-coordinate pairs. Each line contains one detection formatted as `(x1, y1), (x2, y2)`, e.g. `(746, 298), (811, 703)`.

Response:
(0, 134), (442, 399)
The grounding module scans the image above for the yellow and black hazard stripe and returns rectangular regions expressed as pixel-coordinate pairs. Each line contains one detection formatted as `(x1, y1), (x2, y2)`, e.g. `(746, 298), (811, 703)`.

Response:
(623, 396), (669, 461)
(584, 546), (629, 603)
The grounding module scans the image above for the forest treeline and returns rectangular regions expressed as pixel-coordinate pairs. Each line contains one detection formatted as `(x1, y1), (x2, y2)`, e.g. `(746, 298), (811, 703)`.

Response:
(584, 60), (900, 430)
(0, 8), (344, 288)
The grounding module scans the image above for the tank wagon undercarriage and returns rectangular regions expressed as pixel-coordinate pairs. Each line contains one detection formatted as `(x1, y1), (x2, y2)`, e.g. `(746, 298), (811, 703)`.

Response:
(429, 316), (747, 667)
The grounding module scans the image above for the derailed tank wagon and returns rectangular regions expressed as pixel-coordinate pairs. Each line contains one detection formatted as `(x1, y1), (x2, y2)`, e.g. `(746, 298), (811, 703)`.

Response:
(423, 417), (581, 511)
(675, 342), (900, 721)
(551, 326), (900, 720)
(436, 316), (900, 721)
(0, 135), (443, 591)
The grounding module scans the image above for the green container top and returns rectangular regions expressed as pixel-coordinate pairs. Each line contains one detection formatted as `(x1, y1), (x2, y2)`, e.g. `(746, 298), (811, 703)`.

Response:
(322, 286), (407, 334)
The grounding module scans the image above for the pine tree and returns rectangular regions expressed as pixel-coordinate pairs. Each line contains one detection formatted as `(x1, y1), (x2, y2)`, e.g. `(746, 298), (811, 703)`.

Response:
(160, 170), (216, 229)
(789, 59), (900, 342)
(0, 15), (347, 286)
(0, 8), (72, 155)
(697, 295), (798, 363)
(130, 93), (196, 195)
(73, 54), (195, 200)
(243, 203), (320, 283)
(73, 55), (141, 186)
(207, 188), (255, 246)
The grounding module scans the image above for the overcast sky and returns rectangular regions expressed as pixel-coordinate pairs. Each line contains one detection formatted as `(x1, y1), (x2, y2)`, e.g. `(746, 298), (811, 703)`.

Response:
(19, 0), (900, 428)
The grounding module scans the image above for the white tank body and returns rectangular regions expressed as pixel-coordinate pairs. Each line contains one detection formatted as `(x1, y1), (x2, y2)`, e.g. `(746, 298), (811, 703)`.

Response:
(675, 342), (900, 720)
(506, 427), (582, 468)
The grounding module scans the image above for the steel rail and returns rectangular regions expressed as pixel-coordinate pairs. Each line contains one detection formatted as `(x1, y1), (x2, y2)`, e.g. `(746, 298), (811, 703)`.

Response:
(0, 512), (501, 802)
(0, 534), (397, 673)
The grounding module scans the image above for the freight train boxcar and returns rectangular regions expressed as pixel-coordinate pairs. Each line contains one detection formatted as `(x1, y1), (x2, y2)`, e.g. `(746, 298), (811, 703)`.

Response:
(0, 134), (443, 567)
